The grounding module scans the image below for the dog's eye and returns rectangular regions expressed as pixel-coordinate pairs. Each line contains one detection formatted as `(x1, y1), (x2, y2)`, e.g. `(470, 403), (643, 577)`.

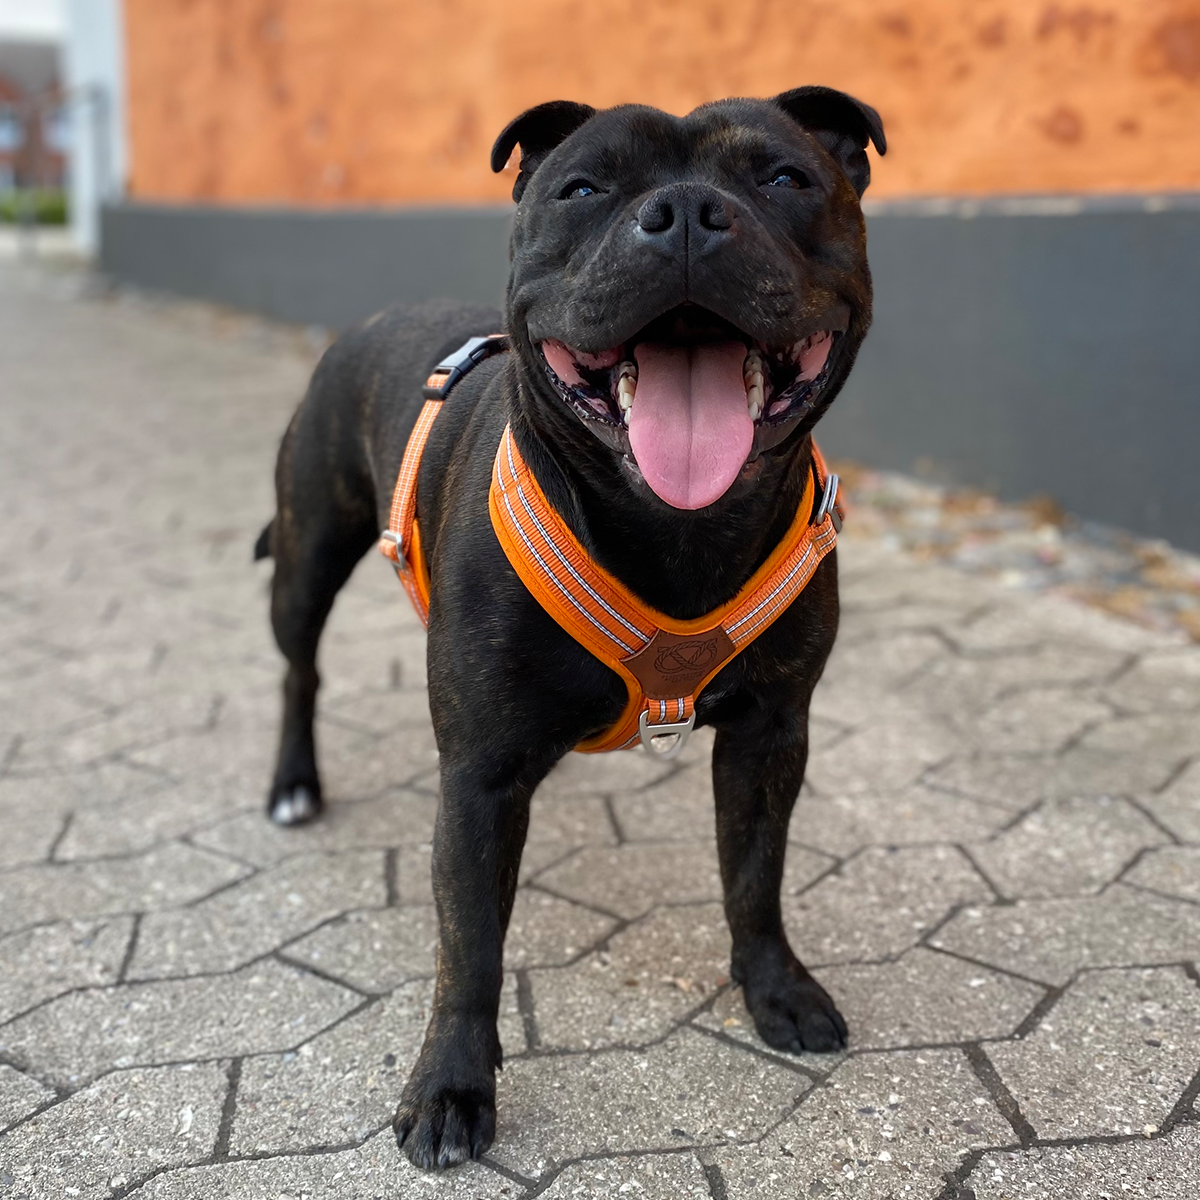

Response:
(562, 181), (601, 199)
(765, 170), (811, 190)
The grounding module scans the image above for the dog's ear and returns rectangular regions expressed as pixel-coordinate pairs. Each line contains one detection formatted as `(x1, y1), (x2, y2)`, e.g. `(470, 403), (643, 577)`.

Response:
(491, 100), (597, 202)
(773, 86), (886, 197)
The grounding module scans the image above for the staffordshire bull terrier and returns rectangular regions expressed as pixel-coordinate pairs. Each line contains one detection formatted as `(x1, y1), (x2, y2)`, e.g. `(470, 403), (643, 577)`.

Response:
(258, 86), (885, 1169)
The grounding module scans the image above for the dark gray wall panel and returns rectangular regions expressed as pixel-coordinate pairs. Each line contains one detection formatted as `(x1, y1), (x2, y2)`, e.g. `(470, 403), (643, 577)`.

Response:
(100, 203), (512, 327)
(99, 197), (1200, 550)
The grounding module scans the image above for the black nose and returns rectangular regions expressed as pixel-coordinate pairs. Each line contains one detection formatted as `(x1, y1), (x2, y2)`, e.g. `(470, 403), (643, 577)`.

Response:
(636, 183), (735, 248)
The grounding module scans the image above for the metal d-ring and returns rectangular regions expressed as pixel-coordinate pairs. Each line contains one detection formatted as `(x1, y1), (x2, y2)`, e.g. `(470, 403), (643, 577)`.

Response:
(638, 708), (696, 760)
(814, 472), (842, 533)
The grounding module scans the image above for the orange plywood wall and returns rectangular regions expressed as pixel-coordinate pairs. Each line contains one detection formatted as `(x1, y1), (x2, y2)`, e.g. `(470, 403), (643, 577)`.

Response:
(123, 0), (1200, 204)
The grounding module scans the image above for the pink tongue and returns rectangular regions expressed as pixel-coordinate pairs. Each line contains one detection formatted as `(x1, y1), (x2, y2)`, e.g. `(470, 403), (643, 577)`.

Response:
(627, 341), (752, 509)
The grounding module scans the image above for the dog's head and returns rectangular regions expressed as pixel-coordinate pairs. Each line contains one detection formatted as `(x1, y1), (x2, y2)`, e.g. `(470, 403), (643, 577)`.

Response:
(493, 89), (885, 512)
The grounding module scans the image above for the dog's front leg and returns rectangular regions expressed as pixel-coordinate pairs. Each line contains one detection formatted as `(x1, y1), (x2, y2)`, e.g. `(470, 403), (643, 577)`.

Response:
(713, 703), (847, 1054)
(393, 750), (545, 1169)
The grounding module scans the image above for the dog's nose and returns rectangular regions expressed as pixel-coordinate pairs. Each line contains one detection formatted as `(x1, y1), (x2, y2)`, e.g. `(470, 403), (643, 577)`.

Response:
(636, 184), (735, 249)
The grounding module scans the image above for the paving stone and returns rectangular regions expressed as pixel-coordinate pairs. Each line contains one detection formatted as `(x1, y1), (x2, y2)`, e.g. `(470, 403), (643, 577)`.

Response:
(0, 1063), (54, 1130)
(899, 641), (1127, 721)
(539, 1153), (712, 1198)
(609, 763), (715, 841)
(990, 967), (1200, 1138)
(799, 948), (1044, 1050)
(128, 849), (386, 978)
(926, 747), (1183, 807)
(0, 804), (66, 869)
(191, 788), (439, 866)
(1103, 648), (1200, 715)
(931, 886), (1200, 986)
(785, 846), (992, 966)
(0, 842), (250, 935)
(0, 916), (133, 1023)
(1124, 846), (1200, 904)
(540, 741), (683, 799)
(490, 1027), (811, 1176)
(804, 713), (959, 797)
(0, 959), (359, 1087)
(1138, 760), (1200, 843)
(538, 841), (828, 921)
(712, 1048), (1011, 1198)
(284, 906), (439, 992)
(319, 685), (434, 736)
(0, 1063), (226, 1198)
(957, 686), (1113, 756)
(526, 792), (621, 851)
(966, 796), (1166, 899)
(529, 903), (731, 1050)
(504, 887), (621, 969)
(812, 630), (950, 726)
(231, 976), (525, 1155)
(788, 785), (1011, 856)
(971, 1124), (1200, 1199)
(125, 1129), (506, 1198)
(1079, 712), (1200, 767)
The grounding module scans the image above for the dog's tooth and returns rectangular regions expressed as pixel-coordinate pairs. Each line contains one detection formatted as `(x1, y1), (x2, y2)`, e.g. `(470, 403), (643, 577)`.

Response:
(617, 373), (636, 411)
(747, 379), (764, 419)
(623, 406), (632, 426)
(743, 348), (763, 378)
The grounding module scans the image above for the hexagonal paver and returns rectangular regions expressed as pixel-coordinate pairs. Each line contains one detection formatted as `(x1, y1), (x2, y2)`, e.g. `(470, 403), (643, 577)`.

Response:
(190, 788), (439, 866)
(504, 887), (620, 970)
(930, 886), (1200, 986)
(713, 1049), (1011, 1198)
(123, 1129), (507, 1198)
(1102, 647), (1200, 714)
(771, 948), (1043, 1051)
(971, 1125), (1200, 1199)
(230, 976), (525, 1156)
(785, 845), (992, 966)
(128, 849), (386, 978)
(787, 785), (1011, 856)
(804, 713), (959, 797)
(284, 906), (439, 992)
(1124, 846), (1200, 904)
(0, 917), (133, 1024)
(608, 763), (716, 842)
(989, 967), (1200, 1139)
(965, 796), (1166, 899)
(540, 1153), (712, 1198)
(0, 1063), (53, 1130)
(0, 959), (360, 1087)
(528, 903), (731, 1050)
(1139, 760), (1200, 842)
(0, 1063), (226, 1198)
(490, 1027), (811, 1176)
(959, 687), (1113, 756)
(0, 843), (250, 935)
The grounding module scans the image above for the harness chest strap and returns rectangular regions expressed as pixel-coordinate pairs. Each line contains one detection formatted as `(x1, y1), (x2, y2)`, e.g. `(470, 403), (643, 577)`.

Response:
(380, 338), (843, 757)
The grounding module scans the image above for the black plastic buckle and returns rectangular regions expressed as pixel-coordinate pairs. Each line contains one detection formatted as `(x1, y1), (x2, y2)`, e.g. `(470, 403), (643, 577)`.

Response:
(422, 334), (510, 399)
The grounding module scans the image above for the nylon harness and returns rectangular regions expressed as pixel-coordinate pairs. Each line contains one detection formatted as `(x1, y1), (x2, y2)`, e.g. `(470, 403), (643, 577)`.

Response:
(379, 334), (843, 759)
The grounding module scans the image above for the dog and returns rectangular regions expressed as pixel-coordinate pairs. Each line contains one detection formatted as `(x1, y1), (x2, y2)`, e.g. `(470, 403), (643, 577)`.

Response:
(257, 86), (885, 1169)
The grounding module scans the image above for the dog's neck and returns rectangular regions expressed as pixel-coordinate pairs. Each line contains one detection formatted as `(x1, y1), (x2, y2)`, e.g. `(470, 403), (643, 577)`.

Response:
(512, 373), (815, 622)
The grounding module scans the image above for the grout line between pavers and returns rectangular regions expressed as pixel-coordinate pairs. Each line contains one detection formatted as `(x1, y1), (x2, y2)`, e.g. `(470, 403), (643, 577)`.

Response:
(964, 1043), (1036, 1148)
(212, 1056), (242, 1159)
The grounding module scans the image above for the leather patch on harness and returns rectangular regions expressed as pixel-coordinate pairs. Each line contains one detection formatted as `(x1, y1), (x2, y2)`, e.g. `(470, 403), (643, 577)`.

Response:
(623, 626), (737, 700)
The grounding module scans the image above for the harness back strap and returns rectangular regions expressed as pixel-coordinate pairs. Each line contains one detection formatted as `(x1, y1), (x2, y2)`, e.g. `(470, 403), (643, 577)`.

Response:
(378, 335), (508, 623)
(488, 425), (841, 754)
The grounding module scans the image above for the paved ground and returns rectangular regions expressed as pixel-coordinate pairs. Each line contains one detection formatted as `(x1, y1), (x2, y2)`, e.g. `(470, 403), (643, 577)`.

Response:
(1, 262), (1198, 1200)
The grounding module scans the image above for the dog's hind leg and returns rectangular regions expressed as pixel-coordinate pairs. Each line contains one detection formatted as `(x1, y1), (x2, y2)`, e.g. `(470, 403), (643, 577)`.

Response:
(265, 418), (377, 826)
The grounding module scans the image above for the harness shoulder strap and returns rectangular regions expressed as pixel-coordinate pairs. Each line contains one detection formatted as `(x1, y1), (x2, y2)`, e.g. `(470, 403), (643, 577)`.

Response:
(379, 335), (508, 623)
(488, 424), (841, 755)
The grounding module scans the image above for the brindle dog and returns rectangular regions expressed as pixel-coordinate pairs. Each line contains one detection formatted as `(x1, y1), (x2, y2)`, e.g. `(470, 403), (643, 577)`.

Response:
(258, 87), (885, 1169)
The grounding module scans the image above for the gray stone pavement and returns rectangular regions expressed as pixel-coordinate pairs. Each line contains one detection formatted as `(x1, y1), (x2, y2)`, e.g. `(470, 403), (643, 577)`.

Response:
(0, 261), (1198, 1198)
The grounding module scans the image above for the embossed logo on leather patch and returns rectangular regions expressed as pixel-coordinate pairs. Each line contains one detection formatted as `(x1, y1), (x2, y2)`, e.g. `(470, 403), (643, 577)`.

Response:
(623, 626), (737, 700)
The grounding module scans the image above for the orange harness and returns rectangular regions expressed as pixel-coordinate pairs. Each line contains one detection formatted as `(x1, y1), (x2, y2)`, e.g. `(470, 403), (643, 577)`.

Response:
(380, 336), (842, 758)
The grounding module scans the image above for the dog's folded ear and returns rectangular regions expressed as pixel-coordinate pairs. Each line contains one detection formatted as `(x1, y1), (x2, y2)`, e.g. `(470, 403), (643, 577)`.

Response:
(491, 100), (597, 202)
(773, 86), (886, 197)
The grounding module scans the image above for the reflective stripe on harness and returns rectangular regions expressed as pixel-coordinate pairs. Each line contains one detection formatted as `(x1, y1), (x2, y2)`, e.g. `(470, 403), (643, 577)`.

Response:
(381, 337), (843, 757)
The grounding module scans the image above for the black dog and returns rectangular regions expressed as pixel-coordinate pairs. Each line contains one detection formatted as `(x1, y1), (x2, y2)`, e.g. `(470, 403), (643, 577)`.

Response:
(259, 87), (884, 1169)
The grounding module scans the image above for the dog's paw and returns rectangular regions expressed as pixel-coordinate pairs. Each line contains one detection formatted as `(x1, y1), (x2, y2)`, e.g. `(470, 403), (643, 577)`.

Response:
(742, 957), (848, 1054)
(268, 784), (322, 826)
(393, 1084), (496, 1170)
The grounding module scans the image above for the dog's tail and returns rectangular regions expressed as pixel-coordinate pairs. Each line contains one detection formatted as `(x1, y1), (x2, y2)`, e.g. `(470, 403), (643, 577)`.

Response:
(253, 520), (274, 562)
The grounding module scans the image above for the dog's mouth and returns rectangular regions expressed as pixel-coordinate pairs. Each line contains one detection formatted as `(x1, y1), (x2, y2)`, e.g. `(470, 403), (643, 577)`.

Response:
(538, 305), (842, 509)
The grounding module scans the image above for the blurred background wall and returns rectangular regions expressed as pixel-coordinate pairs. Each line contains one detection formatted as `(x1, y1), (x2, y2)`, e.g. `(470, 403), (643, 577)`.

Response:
(118, 0), (1200, 205)
(10, 0), (1200, 549)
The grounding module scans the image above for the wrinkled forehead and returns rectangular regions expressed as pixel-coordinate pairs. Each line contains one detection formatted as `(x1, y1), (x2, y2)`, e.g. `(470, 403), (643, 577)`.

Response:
(553, 102), (819, 177)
